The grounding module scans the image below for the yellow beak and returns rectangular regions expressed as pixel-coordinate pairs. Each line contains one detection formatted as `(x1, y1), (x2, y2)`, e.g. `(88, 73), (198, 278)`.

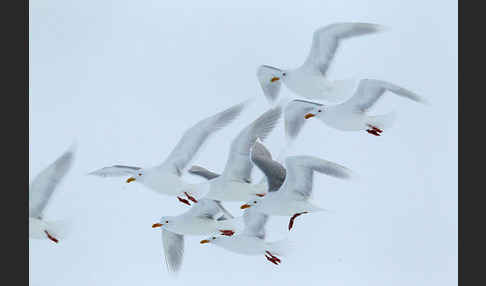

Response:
(152, 223), (163, 228)
(270, 77), (280, 82)
(200, 239), (210, 244)
(126, 177), (136, 183)
(240, 204), (251, 209)
(304, 113), (316, 119)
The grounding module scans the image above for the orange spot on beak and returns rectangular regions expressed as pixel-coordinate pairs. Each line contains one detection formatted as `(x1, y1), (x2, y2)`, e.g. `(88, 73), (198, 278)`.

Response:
(152, 223), (163, 228)
(126, 177), (136, 183)
(270, 77), (280, 82)
(304, 113), (316, 119)
(200, 239), (210, 244)
(256, 193), (266, 197)
(240, 204), (251, 209)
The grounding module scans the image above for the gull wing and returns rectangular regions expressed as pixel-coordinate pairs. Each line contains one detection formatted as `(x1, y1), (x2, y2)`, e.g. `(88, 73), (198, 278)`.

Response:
(339, 79), (426, 113)
(88, 165), (141, 178)
(301, 23), (384, 76)
(187, 165), (220, 180)
(161, 229), (184, 274)
(281, 156), (354, 199)
(250, 140), (286, 192)
(182, 199), (234, 220)
(222, 106), (282, 183)
(29, 146), (75, 218)
(242, 208), (268, 239)
(160, 100), (248, 175)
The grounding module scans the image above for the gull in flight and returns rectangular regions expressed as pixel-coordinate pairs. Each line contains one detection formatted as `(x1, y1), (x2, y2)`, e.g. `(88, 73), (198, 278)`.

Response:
(241, 155), (355, 231)
(88, 101), (248, 206)
(151, 199), (237, 273)
(196, 106), (282, 202)
(188, 139), (287, 192)
(285, 79), (427, 139)
(29, 145), (75, 244)
(191, 141), (289, 265)
(257, 23), (384, 103)
(200, 206), (289, 266)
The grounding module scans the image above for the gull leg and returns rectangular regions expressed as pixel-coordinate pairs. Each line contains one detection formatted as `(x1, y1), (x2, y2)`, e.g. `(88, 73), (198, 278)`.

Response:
(265, 254), (279, 265)
(264, 251), (281, 265)
(366, 124), (383, 136)
(265, 251), (281, 263)
(184, 192), (198, 203)
(44, 230), (58, 243)
(288, 212), (308, 231)
(177, 196), (191, 206)
(219, 230), (235, 236)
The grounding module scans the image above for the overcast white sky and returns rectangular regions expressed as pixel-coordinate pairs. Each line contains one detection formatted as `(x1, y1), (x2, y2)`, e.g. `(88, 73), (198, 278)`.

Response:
(29, 0), (457, 285)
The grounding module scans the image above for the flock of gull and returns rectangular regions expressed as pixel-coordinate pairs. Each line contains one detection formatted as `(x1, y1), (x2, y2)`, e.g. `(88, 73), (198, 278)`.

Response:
(29, 22), (427, 273)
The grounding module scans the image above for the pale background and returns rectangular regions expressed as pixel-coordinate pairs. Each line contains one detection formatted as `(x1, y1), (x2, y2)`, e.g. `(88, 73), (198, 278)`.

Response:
(29, 0), (457, 285)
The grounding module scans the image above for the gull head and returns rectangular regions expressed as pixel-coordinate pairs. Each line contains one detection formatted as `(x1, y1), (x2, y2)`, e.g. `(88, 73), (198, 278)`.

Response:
(126, 169), (146, 183)
(261, 65), (287, 83)
(200, 235), (219, 244)
(240, 197), (263, 210)
(200, 235), (229, 245)
(151, 216), (173, 229)
(304, 106), (326, 120)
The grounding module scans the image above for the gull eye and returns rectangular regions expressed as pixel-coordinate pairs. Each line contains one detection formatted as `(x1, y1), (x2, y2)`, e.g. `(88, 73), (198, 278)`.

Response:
(165, 221), (168, 223)
(254, 201), (257, 204)
(318, 110), (322, 112)
(212, 237), (216, 240)
(282, 73), (286, 76)
(138, 173), (142, 176)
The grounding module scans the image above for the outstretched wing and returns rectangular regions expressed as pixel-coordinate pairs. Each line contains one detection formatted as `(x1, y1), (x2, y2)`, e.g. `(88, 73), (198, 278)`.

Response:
(161, 229), (184, 274)
(284, 99), (323, 140)
(242, 208), (268, 239)
(257, 65), (283, 103)
(222, 106), (282, 183)
(301, 23), (384, 76)
(250, 140), (286, 192)
(282, 156), (354, 199)
(29, 145), (75, 218)
(340, 79), (426, 113)
(160, 100), (248, 175)
(88, 165), (141, 178)
(182, 199), (233, 220)
(187, 165), (220, 180)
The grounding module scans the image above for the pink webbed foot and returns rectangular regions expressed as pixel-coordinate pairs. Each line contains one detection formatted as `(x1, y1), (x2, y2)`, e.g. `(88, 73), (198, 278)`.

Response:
(44, 230), (58, 244)
(288, 212), (308, 231)
(184, 192), (198, 203)
(265, 251), (281, 265)
(219, 230), (235, 236)
(177, 196), (191, 206)
(366, 125), (383, 136)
